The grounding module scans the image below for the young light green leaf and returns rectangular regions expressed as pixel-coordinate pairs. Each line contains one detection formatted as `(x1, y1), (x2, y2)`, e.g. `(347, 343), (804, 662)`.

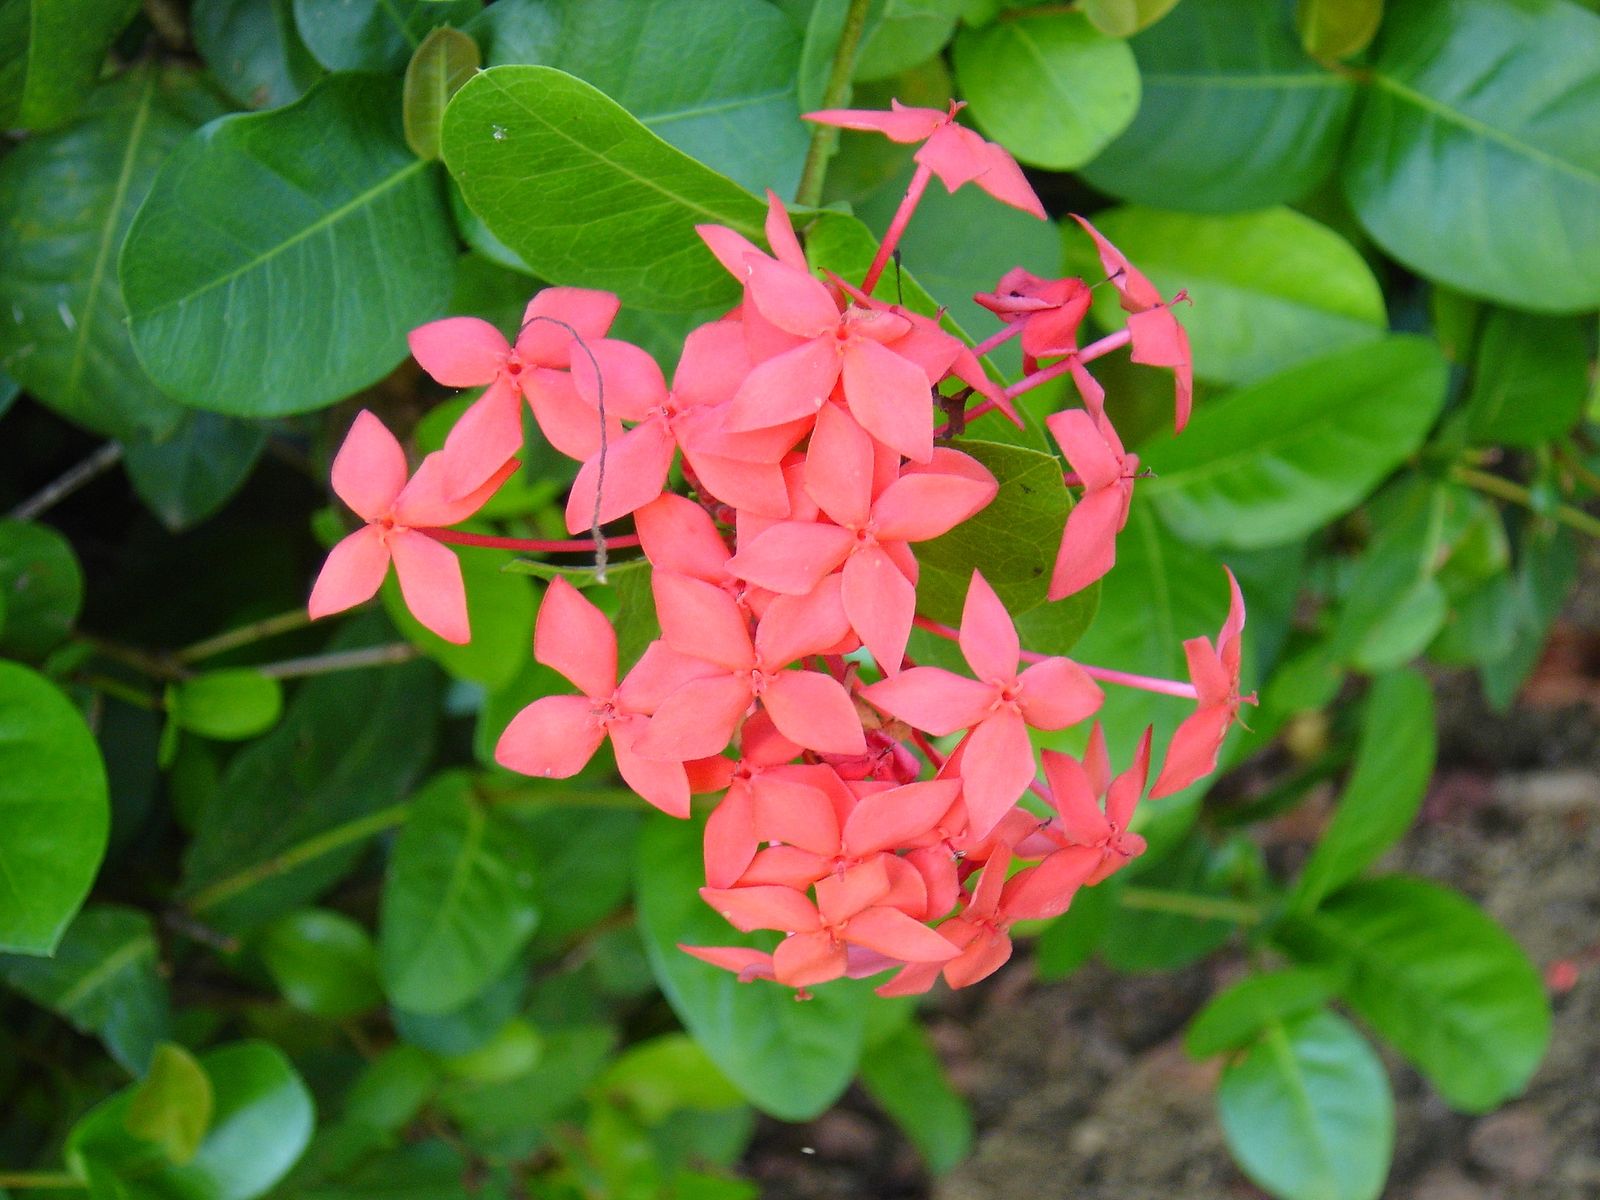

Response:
(1278, 876), (1551, 1112)
(1185, 967), (1342, 1058)
(1343, 0), (1600, 312)
(0, 0), (141, 129)
(166, 669), (283, 741)
(1081, 0), (1355, 211)
(1217, 1010), (1393, 1200)
(123, 412), (269, 532)
(1080, 0), (1182, 37)
(122, 73), (457, 419)
(1465, 308), (1593, 446)
(439, 1018), (543, 1083)
(404, 27), (480, 161)
(854, 0), (964, 82)
(441, 65), (769, 312)
(293, 0), (478, 71)
(0, 519), (84, 659)
(859, 1022), (974, 1175)
(190, 0), (324, 111)
(1296, 0), (1385, 59)
(952, 11), (1139, 170)
(598, 1034), (744, 1124)
(258, 908), (383, 1019)
(0, 662), (109, 956)
(125, 1043), (214, 1166)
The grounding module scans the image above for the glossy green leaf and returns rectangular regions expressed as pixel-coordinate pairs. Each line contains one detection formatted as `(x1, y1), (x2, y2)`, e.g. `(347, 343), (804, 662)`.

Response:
(293, 0), (478, 71)
(0, 662), (108, 955)
(191, 0), (324, 111)
(0, 0), (141, 129)
(1345, 0), (1600, 313)
(439, 1018), (543, 1083)
(380, 772), (541, 1014)
(1278, 876), (1551, 1112)
(0, 519), (84, 659)
(0, 73), (209, 441)
(166, 669), (283, 741)
(1217, 1010), (1393, 1200)
(598, 1034), (744, 1123)
(1138, 337), (1448, 548)
(181, 623), (439, 930)
(472, 0), (810, 197)
(0, 904), (169, 1072)
(442, 65), (769, 312)
(438, 1023), (615, 1151)
(392, 962), (526, 1056)
(1080, 0), (1183, 37)
(517, 804), (640, 951)
(859, 1022), (973, 1174)
(855, 0), (963, 81)
(122, 73), (457, 418)
(68, 1041), (314, 1200)
(635, 812), (873, 1121)
(403, 27), (480, 161)
(1296, 0), (1385, 58)
(1080, 0), (1355, 211)
(952, 11), (1139, 170)
(1065, 207), (1387, 385)
(343, 1044), (440, 1132)
(383, 539), (535, 689)
(1481, 526), (1578, 710)
(1101, 833), (1239, 971)
(125, 1043), (213, 1165)
(124, 412), (269, 532)
(1185, 967), (1341, 1057)
(258, 908), (383, 1018)
(1465, 308), (1593, 446)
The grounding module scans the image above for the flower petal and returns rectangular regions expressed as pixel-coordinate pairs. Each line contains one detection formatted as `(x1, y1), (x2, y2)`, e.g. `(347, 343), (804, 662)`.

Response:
(727, 522), (853, 595)
(1148, 703), (1232, 800)
(842, 546), (916, 675)
(870, 472), (997, 543)
(1046, 408), (1122, 491)
(635, 493), (732, 580)
(308, 525), (390, 619)
(700, 884), (820, 933)
(524, 368), (620, 462)
(331, 410), (409, 522)
(841, 336), (934, 463)
(846, 907), (960, 962)
(802, 102), (947, 143)
(726, 337), (841, 432)
(841, 779), (961, 859)
(803, 402), (874, 530)
(563, 416), (675, 533)
(534, 577), (617, 699)
(959, 570), (1019, 685)
(1048, 486), (1126, 600)
(859, 667), (995, 736)
(958, 711), (1036, 840)
(773, 930), (848, 987)
(389, 529), (469, 644)
(611, 718), (691, 818)
(1039, 749), (1111, 844)
(762, 670), (866, 756)
(494, 694), (606, 778)
(636, 674), (752, 761)
(998, 845), (1100, 922)
(1015, 656), (1102, 730)
(408, 317), (508, 387)
(681, 944), (775, 982)
(516, 287), (620, 366)
(753, 776), (841, 856)
(745, 256), (839, 338)
(652, 571), (755, 671)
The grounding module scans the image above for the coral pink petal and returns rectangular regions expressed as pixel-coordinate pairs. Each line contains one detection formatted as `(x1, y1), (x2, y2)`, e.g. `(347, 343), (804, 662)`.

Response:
(1047, 409), (1122, 490)
(1016, 657), (1103, 730)
(494, 694), (607, 778)
(611, 720), (691, 818)
(726, 338), (841, 432)
(907, 846), (960, 920)
(1128, 306), (1187, 368)
(1000, 846), (1101, 922)
(842, 779), (961, 859)
(973, 138), (1046, 219)
(1185, 635), (1231, 704)
(1039, 749), (1111, 844)
(741, 845), (831, 889)
(564, 417), (675, 533)
(773, 931), (848, 988)
(1071, 215), (1163, 309)
(1149, 704), (1233, 800)
(571, 338), (666, 423)
(1107, 728), (1153, 829)
(696, 223), (770, 281)
(617, 639), (724, 715)
(804, 403), (875, 529)
(859, 668), (995, 737)
(389, 529), (470, 644)
(959, 712), (1036, 840)
(959, 570), (1020, 685)
(524, 369), (619, 462)
(408, 317), (509, 387)
(682, 944), (775, 982)
(308, 526), (390, 619)
(763, 190), (807, 272)
(944, 929), (1014, 989)
(534, 577), (617, 699)
(1048, 488), (1125, 600)
(635, 493), (732, 580)
(681, 447), (793, 518)
(968, 852), (1009, 920)
(753, 777), (841, 856)
(435, 376), (526, 499)
(841, 337), (934, 464)
(652, 571), (755, 670)
(701, 885), (821, 934)
(1084, 722), (1112, 797)
(755, 576), (854, 667)
(842, 546), (916, 675)
(802, 104), (946, 142)
(884, 316), (962, 383)
(1220, 567), (1247, 663)
(763, 670), (867, 757)
(847, 907), (960, 962)
(636, 675), (752, 762)
(517, 287), (621, 365)
(914, 124), (988, 191)
(816, 857), (891, 925)
(876, 961), (944, 997)
(330, 410), (407, 522)
(870, 473), (997, 542)
(673, 321), (752, 409)
(727, 523), (853, 595)
(745, 256), (839, 339)
(398, 452), (519, 528)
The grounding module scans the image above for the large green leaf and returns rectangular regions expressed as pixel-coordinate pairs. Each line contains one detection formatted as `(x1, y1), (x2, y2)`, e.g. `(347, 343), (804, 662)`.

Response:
(0, 519), (84, 659)
(1296, 0), (1386, 58)
(1064, 207), (1387, 385)
(441, 65), (769, 312)
(257, 908), (383, 1019)
(191, 0), (324, 111)
(635, 812), (873, 1121)
(1278, 876), (1551, 1112)
(1080, 0), (1356, 211)
(472, 0), (810, 197)
(379, 772), (541, 1014)
(293, 0), (478, 71)
(1481, 526), (1578, 710)
(1217, 1009), (1393, 1200)
(0, 73), (210, 441)
(951, 11), (1140, 170)
(1185, 967), (1341, 1058)
(0, 0), (140, 129)
(1343, 0), (1600, 313)
(1138, 337), (1448, 549)
(68, 1041), (314, 1200)
(0, 662), (109, 956)
(1464, 308), (1594, 446)
(122, 73), (457, 418)
(123, 411), (269, 532)
(0, 904), (169, 1072)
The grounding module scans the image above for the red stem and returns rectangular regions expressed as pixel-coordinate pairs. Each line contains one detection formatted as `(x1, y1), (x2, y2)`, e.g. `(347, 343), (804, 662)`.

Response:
(862, 164), (933, 295)
(971, 323), (1023, 357)
(420, 528), (641, 553)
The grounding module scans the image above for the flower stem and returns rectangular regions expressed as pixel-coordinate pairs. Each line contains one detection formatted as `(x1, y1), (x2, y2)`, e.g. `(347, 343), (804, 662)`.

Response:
(177, 607), (314, 663)
(9, 442), (123, 523)
(254, 644), (417, 680)
(420, 528), (642, 553)
(1004, 328), (1132, 401)
(862, 164), (932, 296)
(1117, 886), (1262, 925)
(0, 1172), (83, 1191)
(971, 324), (1023, 358)
(1451, 464), (1600, 539)
(793, 0), (875, 209)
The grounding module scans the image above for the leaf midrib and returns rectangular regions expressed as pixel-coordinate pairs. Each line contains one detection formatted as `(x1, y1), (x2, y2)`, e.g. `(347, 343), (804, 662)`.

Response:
(56, 931), (154, 1012)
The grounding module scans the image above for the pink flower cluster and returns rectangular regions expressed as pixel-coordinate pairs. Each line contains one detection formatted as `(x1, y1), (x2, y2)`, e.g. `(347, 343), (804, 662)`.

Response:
(309, 104), (1244, 995)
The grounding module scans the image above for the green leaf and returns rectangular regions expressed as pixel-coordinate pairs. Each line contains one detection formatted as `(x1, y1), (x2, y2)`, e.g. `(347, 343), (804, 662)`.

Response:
(1464, 308), (1593, 446)
(952, 11), (1140, 170)
(124, 411), (269, 531)
(1080, 0), (1183, 37)
(1064, 207), (1387, 385)
(258, 908), (383, 1018)
(635, 812), (873, 1121)
(382, 540), (536, 690)
(380, 773), (541, 1014)
(191, 0), (325, 111)
(439, 1018), (543, 1083)
(403, 27), (480, 161)
(0, 73), (209, 441)
(1296, 0), (1385, 58)
(1138, 337), (1448, 549)
(392, 962), (525, 1056)
(1288, 671), (1433, 913)
(1080, 0), (1356, 211)
(598, 1034), (744, 1123)
(1101, 833), (1240, 971)
(472, 0), (810, 197)
(68, 1041), (314, 1200)
(1217, 1009), (1393, 1200)
(0, 904), (169, 1072)
(0, 0), (141, 129)
(293, 0), (478, 71)
(166, 669), (284, 741)
(181, 622), (439, 930)
(0, 662), (108, 955)
(0, 518), (84, 659)
(343, 1044), (440, 1132)
(858, 1023), (973, 1175)
(125, 1043), (214, 1166)
(1343, 0), (1600, 313)
(441, 65), (769, 312)
(1185, 967), (1341, 1058)
(855, 0), (963, 82)
(517, 803), (640, 951)
(1481, 526), (1578, 710)
(1278, 876), (1551, 1112)
(122, 73), (458, 419)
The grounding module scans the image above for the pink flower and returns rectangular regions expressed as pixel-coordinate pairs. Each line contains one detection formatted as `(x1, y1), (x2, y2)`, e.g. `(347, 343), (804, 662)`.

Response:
(1150, 569), (1249, 799)
(1046, 408), (1139, 599)
(308, 411), (515, 644)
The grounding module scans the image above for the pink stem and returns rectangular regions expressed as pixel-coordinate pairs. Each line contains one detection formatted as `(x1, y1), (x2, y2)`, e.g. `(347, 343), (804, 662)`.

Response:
(1003, 328), (1133, 402)
(971, 323), (1023, 357)
(862, 164), (933, 295)
(421, 529), (642, 553)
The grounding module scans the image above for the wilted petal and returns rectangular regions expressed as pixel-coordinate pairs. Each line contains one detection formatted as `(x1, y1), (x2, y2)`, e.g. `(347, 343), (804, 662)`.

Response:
(408, 317), (508, 386)
(389, 529), (469, 644)
(495, 694), (606, 778)
(308, 526), (390, 619)
(331, 410), (407, 522)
